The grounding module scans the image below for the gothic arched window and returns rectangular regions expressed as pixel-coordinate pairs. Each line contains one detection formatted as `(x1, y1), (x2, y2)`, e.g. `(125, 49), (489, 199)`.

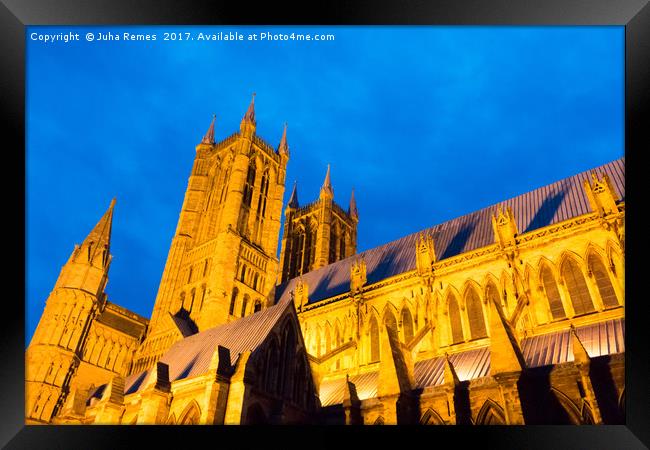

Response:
(466, 288), (487, 339)
(218, 167), (230, 204)
(243, 163), (256, 207)
(302, 226), (312, 275)
(256, 170), (270, 217)
(401, 307), (414, 343)
(541, 265), (566, 320)
(562, 258), (595, 316)
(229, 288), (238, 316)
(369, 316), (380, 363)
(329, 228), (338, 264)
(588, 254), (619, 308)
(448, 294), (464, 344)
(241, 294), (250, 317)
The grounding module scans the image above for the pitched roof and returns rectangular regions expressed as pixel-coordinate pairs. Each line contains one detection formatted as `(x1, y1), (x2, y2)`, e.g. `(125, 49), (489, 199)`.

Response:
(275, 158), (624, 305)
(91, 297), (294, 399)
(318, 318), (624, 407)
(157, 297), (291, 383)
(170, 310), (198, 338)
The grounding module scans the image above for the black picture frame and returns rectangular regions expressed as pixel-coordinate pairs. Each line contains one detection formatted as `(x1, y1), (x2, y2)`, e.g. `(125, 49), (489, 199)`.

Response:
(2, 1), (648, 448)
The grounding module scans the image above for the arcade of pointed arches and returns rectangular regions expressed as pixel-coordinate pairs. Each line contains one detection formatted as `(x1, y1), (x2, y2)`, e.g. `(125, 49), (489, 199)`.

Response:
(301, 241), (622, 367)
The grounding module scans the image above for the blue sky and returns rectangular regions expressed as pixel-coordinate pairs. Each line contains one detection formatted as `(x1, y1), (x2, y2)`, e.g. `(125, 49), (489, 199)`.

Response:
(26, 26), (623, 345)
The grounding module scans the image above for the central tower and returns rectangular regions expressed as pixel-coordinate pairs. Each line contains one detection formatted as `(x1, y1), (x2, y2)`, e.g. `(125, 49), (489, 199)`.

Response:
(132, 95), (289, 373)
(278, 166), (358, 283)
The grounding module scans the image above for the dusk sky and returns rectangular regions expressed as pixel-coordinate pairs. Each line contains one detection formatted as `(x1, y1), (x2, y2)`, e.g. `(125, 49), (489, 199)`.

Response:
(26, 26), (623, 345)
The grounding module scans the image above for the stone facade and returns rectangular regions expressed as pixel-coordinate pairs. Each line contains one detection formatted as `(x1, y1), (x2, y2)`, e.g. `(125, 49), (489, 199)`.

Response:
(26, 99), (625, 425)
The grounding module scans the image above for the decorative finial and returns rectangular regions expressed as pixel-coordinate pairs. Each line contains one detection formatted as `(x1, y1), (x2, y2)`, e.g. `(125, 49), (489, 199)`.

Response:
(349, 187), (358, 219)
(278, 122), (289, 156)
(288, 180), (299, 209)
(320, 164), (334, 199)
(201, 114), (216, 144)
(243, 93), (256, 123)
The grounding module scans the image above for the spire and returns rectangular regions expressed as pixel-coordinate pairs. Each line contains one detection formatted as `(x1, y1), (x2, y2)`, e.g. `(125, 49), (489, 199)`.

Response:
(201, 114), (216, 145)
(349, 188), (358, 219)
(243, 93), (256, 124)
(83, 198), (116, 253)
(320, 164), (334, 199)
(287, 180), (299, 209)
(278, 122), (289, 156)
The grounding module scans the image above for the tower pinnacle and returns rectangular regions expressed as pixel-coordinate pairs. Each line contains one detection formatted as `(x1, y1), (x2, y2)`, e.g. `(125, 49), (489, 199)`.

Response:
(201, 114), (216, 145)
(287, 181), (299, 209)
(278, 122), (289, 156)
(83, 198), (116, 254)
(320, 164), (334, 199)
(349, 188), (358, 219)
(243, 93), (256, 124)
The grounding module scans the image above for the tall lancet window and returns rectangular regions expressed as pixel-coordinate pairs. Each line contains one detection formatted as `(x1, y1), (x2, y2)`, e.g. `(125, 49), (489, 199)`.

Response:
(256, 171), (270, 217)
(369, 316), (380, 363)
(329, 227), (338, 264)
(243, 163), (256, 207)
(448, 294), (464, 344)
(562, 258), (595, 316)
(253, 170), (270, 244)
(309, 227), (317, 267)
(588, 254), (619, 308)
(302, 225), (312, 275)
(296, 231), (305, 276)
(541, 265), (566, 320)
(219, 166), (231, 204)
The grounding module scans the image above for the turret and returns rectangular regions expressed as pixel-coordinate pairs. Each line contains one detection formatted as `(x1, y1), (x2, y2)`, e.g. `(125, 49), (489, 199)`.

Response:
(239, 93), (256, 138)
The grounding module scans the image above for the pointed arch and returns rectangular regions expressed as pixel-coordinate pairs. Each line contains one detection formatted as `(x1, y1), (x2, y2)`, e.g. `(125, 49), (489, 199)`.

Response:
(580, 401), (595, 424)
(587, 252), (620, 308)
(464, 285), (487, 339)
(279, 319), (297, 396)
(420, 408), (445, 425)
(381, 303), (399, 334)
(540, 260), (566, 320)
(447, 292), (464, 344)
(265, 336), (281, 394)
(166, 413), (176, 425)
(373, 416), (385, 425)
(485, 280), (502, 310)
(334, 319), (343, 348)
(475, 399), (506, 425)
(240, 294), (250, 317)
(368, 315), (380, 363)
(606, 239), (624, 274)
(400, 306), (414, 343)
(342, 316), (350, 343)
(178, 400), (201, 425)
(560, 254), (595, 316)
(499, 270), (512, 309)
(550, 387), (582, 425)
(324, 321), (332, 354)
(315, 325), (322, 357)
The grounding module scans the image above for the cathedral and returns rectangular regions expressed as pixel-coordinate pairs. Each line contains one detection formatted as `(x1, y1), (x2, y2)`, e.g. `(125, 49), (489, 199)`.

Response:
(25, 96), (625, 425)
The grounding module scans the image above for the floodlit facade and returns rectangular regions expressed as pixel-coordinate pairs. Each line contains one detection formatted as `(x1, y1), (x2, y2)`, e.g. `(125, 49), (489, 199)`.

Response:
(26, 99), (625, 425)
